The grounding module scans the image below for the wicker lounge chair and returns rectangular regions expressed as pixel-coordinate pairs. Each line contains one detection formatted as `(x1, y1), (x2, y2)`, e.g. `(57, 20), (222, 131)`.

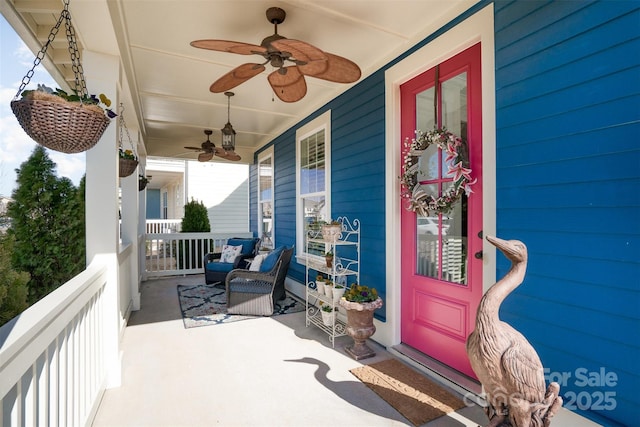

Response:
(225, 246), (294, 316)
(204, 237), (260, 285)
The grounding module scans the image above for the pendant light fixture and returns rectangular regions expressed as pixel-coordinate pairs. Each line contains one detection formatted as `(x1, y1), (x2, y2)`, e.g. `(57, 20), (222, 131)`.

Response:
(221, 91), (236, 152)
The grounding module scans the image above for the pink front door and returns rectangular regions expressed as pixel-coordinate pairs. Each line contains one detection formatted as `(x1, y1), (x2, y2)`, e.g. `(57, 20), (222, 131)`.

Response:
(400, 43), (483, 379)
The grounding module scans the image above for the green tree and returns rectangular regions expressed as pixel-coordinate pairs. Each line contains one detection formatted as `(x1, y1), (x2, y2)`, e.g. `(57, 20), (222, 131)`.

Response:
(181, 198), (211, 232)
(178, 199), (211, 269)
(7, 146), (85, 303)
(0, 234), (29, 326)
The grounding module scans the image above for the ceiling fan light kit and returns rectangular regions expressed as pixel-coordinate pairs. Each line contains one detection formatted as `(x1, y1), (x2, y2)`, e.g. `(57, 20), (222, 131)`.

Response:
(191, 6), (361, 103)
(221, 91), (236, 152)
(183, 90), (242, 162)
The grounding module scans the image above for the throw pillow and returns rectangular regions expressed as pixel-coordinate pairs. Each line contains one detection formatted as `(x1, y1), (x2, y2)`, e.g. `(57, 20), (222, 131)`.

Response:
(220, 245), (242, 263)
(248, 254), (266, 271)
(259, 246), (285, 272)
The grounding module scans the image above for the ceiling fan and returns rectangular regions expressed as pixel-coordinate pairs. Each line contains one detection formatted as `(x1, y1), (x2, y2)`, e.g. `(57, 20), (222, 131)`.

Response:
(184, 130), (237, 162)
(190, 6), (361, 103)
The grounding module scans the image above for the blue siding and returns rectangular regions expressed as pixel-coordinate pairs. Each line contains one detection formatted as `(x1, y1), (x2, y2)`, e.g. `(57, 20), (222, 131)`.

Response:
(251, 71), (389, 317)
(145, 189), (161, 219)
(495, 1), (640, 425)
(249, 1), (639, 424)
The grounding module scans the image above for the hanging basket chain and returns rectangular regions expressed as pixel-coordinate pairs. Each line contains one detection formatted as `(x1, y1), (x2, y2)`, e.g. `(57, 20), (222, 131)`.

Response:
(118, 103), (137, 156)
(64, 2), (87, 99)
(14, 0), (87, 100)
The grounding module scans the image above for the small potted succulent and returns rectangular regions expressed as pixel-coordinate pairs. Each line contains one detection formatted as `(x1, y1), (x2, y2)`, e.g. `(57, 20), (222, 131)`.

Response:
(320, 303), (335, 326)
(332, 282), (346, 305)
(325, 250), (334, 268)
(324, 280), (334, 299)
(315, 274), (326, 295)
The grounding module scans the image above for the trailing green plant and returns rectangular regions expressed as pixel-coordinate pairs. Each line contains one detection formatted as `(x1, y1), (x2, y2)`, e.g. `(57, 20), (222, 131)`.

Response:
(344, 284), (379, 303)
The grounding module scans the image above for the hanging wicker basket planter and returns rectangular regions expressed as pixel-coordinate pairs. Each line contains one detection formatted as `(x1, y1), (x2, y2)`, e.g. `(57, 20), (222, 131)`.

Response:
(11, 0), (114, 154)
(119, 158), (139, 177)
(139, 175), (149, 191)
(11, 94), (111, 154)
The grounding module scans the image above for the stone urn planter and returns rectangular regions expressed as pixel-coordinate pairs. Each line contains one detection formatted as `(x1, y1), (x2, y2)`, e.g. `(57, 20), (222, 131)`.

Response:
(339, 296), (383, 360)
(322, 223), (342, 242)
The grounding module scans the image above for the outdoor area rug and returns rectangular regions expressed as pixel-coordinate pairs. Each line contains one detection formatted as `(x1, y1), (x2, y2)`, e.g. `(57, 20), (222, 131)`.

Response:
(350, 359), (466, 426)
(177, 283), (305, 329)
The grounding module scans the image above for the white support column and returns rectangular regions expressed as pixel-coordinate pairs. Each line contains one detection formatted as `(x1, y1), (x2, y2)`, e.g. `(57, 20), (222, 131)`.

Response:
(138, 144), (148, 283)
(122, 130), (141, 311)
(83, 50), (121, 388)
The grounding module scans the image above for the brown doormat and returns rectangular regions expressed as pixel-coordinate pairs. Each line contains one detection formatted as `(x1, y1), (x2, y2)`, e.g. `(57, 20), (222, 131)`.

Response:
(350, 359), (466, 426)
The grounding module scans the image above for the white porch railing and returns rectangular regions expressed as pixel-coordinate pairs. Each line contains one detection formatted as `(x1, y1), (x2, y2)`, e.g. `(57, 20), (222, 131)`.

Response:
(145, 219), (181, 234)
(144, 232), (254, 278)
(0, 242), (137, 426)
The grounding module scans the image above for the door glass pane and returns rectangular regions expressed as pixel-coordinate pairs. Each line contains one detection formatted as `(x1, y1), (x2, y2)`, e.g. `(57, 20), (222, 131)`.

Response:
(414, 70), (469, 285)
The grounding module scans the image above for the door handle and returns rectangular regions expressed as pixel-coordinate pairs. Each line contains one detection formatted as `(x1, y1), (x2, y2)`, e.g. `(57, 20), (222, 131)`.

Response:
(474, 251), (483, 259)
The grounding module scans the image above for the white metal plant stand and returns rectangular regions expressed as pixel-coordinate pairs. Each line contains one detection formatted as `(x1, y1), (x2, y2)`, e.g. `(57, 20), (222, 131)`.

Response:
(304, 216), (360, 346)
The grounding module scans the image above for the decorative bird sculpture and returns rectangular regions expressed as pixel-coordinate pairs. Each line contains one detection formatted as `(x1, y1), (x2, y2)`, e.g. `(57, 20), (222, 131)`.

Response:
(466, 235), (563, 427)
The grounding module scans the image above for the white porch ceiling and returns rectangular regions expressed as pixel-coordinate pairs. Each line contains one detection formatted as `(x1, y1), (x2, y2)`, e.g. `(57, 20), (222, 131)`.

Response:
(3, 0), (477, 164)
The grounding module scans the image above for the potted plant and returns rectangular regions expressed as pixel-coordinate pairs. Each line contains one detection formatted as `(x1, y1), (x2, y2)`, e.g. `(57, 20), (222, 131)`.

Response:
(332, 282), (346, 305)
(325, 250), (334, 268)
(324, 280), (334, 299)
(138, 175), (150, 191)
(321, 219), (342, 242)
(320, 304), (335, 326)
(315, 274), (326, 295)
(12, 84), (117, 154)
(339, 284), (383, 360)
(119, 148), (139, 177)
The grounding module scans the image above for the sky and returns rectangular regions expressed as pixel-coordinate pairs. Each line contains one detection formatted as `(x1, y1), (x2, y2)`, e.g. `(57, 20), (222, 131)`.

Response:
(0, 15), (86, 198)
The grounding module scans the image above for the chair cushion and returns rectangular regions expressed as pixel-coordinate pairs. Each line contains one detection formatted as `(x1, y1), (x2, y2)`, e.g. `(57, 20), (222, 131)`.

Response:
(220, 244), (242, 263)
(228, 238), (258, 255)
(205, 262), (234, 273)
(249, 253), (266, 272)
(259, 246), (285, 272)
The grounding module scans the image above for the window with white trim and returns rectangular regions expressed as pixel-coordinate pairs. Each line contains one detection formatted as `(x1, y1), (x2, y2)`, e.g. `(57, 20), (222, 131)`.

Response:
(257, 148), (274, 250)
(296, 110), (331, 259)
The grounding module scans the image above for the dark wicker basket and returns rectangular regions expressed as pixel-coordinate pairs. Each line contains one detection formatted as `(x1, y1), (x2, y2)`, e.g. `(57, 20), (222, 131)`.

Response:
(11, 99), (111, 154)
(139, 178), (148, 191)
(119, 158), (139, 177)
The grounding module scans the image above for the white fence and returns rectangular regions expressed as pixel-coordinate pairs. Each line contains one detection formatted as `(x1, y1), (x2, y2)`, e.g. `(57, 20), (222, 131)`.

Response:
(144, 232), (254, 277)
(145, 219), (181, 234)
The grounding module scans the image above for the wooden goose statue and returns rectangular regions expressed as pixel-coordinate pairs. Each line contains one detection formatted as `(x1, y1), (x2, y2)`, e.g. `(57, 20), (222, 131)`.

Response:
(466, 235), (563, 427)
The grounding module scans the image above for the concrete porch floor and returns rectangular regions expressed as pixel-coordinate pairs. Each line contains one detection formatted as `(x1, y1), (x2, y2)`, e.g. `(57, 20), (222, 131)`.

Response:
(91, 275), (599, 427)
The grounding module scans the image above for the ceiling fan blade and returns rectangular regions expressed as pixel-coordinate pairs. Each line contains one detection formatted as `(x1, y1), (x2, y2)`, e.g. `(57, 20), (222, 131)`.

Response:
(198, 152), (214, 162)
(184, 146), (204, 151)
(210, 63), (266, 93)
(190, 39), (267, 55)
(224, 151), (242, 161)
(268, 66), (307, 103)
(270, 39), (327, 74)
(213, 147), (227, 157)
(304, 52), (361, 83)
